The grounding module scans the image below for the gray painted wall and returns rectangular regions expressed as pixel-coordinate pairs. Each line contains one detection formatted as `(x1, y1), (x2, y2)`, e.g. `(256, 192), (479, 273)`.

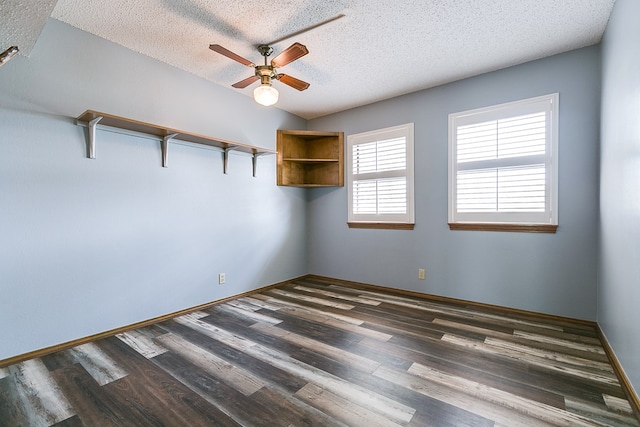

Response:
(599, 0), (640, 397)
(308, 46), (601, 321)
(0, 19), (308, 360)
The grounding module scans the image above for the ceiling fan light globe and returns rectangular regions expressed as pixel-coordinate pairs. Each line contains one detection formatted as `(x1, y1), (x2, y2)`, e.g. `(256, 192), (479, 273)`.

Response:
(254, 84), (279, 106)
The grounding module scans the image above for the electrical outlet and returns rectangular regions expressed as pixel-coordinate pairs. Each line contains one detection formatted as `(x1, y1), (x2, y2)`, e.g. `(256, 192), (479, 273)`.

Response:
(218, 273), (226, 285)
(418, 268), (426, 280)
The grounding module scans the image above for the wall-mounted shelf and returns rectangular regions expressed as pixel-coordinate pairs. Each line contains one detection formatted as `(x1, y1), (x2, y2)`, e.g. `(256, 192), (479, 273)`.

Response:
(76, 110), (276, 176)
(276, 129), (344, 187)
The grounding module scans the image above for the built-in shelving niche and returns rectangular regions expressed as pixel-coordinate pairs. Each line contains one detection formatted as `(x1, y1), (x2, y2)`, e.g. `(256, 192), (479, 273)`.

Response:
(76, 110), (276, 177)
(276, 129), (344, 187)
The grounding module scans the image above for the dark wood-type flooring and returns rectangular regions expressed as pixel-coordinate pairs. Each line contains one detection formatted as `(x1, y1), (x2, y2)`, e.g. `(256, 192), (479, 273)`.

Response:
(1, 276), (639, 426)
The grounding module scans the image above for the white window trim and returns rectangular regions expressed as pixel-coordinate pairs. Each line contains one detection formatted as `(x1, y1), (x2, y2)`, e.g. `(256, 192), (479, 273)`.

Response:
(347, 123), (415, 227)
(448, 94), (559, 230)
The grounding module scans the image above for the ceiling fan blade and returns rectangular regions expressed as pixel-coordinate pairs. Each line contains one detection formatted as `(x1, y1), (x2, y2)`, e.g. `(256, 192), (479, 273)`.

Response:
(232, 75), (259, 88)
(209, 44), (255, 67)
(271, 42), (309, 68)
(277, 74), (310, 91)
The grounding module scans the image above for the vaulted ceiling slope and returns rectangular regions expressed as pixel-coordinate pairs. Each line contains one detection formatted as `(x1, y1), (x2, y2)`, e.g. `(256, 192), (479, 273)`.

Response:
(2, 1), (615, 119)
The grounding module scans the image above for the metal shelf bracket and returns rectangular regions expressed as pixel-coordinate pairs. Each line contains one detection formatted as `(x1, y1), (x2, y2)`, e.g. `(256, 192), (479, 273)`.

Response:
(223, 146), (238, 174)
(162, 133), (179, 168)
(87, 116), (103, 159)
(252, 151), (267, 177)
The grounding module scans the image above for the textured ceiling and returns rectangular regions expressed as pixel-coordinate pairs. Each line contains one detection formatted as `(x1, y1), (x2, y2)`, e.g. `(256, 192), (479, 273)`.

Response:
(0, 0), (58, 56)
(3, 1), (615, 119)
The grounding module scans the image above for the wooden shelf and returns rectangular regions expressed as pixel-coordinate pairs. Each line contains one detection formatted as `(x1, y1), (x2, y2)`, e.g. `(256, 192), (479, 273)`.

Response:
(289, 184), (340, 188)
(76, 110), (275, 176)
(283, 158), (340, 163)
(277, 129), (344, 187)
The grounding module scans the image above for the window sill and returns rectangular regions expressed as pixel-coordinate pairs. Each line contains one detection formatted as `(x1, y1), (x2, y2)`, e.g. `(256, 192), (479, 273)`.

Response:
(348, 222), (415, 230)
(448, 223), (557, 233)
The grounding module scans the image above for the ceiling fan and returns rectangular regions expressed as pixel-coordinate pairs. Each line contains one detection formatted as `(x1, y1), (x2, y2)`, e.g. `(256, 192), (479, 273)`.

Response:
(210, 42), (310, 106)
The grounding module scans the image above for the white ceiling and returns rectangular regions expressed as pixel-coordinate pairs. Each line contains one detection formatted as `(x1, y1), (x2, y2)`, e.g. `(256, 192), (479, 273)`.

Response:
(2, 0), (615, 119)
(0, 0), (57, 55)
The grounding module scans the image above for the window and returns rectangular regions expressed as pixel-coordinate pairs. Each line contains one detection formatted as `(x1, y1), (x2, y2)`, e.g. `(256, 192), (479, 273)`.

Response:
(448, 94), (558, 232)
(347, 123), (414, 229)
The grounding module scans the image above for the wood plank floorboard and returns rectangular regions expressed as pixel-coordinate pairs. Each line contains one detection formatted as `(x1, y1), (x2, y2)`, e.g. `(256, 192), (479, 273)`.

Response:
(1, 276), (638, 426)
(290, 346), (494, 427)
(159, 320), (309, 394)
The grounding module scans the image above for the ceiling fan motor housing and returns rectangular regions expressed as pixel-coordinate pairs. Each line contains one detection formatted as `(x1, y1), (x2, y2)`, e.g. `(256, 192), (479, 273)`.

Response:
(256, 64), (276, 84)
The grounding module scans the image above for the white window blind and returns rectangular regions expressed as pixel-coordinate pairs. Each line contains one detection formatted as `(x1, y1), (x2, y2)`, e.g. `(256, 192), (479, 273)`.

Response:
(348, 124), (414, 225)
(448, 94), (558, 226)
